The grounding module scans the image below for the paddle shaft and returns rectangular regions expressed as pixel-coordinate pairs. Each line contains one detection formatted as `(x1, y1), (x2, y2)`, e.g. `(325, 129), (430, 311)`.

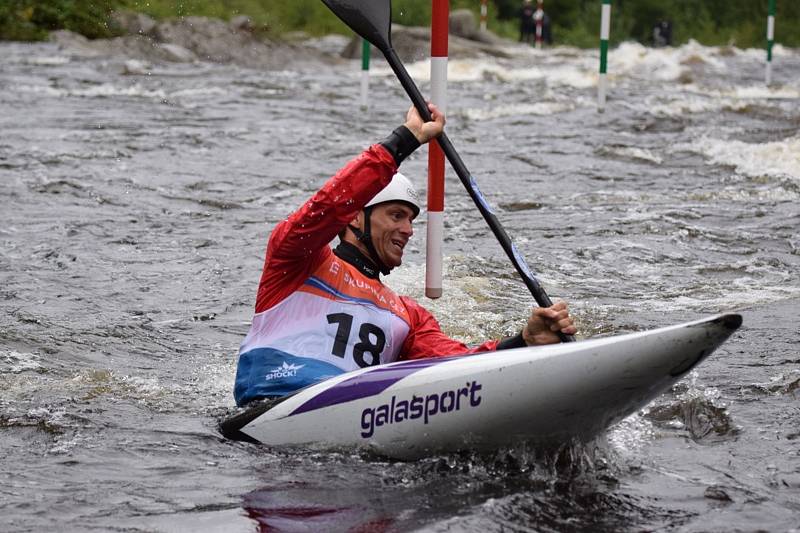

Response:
(384, 48), (574, 343)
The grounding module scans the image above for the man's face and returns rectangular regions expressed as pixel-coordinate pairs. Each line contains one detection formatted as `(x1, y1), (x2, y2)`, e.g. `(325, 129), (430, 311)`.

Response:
(363, 202), (416, 268)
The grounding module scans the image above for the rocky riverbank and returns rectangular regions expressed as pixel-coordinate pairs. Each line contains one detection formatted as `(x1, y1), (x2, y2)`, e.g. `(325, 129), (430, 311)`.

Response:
(48, 9), (523, 71)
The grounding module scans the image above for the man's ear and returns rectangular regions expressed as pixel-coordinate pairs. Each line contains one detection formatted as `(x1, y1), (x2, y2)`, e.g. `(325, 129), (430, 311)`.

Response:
(349, 210), (364, 229)
(340, 210), (365, 241)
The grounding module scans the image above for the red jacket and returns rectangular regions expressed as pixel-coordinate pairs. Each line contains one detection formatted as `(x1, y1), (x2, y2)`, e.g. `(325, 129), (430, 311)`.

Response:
(254, 144), (500, 360)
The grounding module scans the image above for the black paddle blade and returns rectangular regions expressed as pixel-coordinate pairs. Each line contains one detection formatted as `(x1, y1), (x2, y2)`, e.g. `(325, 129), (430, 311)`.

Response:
(321, 0), (392, 52)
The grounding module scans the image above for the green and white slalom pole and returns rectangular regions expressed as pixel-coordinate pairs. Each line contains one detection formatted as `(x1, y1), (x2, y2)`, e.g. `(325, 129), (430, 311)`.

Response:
(360, 38), (370, 109)
(598, 0), (611, 112)
(766, 0), (776, 85)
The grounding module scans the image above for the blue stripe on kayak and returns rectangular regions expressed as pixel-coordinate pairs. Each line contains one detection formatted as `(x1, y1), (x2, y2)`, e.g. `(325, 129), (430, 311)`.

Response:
(289, 357), (454, 416)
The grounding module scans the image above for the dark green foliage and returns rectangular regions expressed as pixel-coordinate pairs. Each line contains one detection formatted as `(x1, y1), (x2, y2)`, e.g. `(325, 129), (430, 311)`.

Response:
(0, 0), (122, 41)
(492, 0), (799, 47)
(1, 0), (798, 47)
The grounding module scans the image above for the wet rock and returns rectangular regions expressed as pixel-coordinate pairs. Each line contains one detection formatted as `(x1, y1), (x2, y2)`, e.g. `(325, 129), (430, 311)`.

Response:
(52, 11), (517, 69)
(151, 16), (253, 63)
(111, 10), (157, 36)
(303, 34), (352, 56)
(51, 15), (343, 70)
(229, 15), (254, 33)
(451, 9), (508, 46)
(704, 485), (733, 502)
(49, 30), (104, 57)
(449, 9), (478, 40)
(157, 43), (196, 63)
(121, 59), (151, 75)
(342, 23), (518, 63)
(445, 9), (507, 46)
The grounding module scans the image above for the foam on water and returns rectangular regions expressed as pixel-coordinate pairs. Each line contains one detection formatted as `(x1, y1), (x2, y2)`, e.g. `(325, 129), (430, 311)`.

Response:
(189, 360), (237, 412)
(1, 350), (42, 373)
(610, 40), (751, 81)
(725, 85), (800, 99)
(371, 41), (791, 93)
(673, 82), (800, 101)
(636, 93), (750, 117)
(461, 100), (576, 120)
(544, 64), (598, 88)
(389, 259), (527, 344)
(707, 184), (800, 202)
(638, 86), (800, 118)
(675, 135), (800, 181)
(12, 82), (230, 102)
(611, 41), (686, 82)
(19, 55), (71, 66)
(741, 43), (794, 61)
(748, 369), (800, 396)
(608, 412), (656, 456)
(375, 58), (537, 83)
(13, 82), (168, 99)
(644, 284), (800, 314)
(170, 86), (229, 99)
(376, 56), (595, 88)
(602, 146), (663, 164)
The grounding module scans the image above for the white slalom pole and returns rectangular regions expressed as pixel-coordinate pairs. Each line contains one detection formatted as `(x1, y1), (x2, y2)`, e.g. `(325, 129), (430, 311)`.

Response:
(360, 38), (370, 109)
(426, 0), (448, 299)
(598, 0), (611, 112)
(766, 0), (776, 85)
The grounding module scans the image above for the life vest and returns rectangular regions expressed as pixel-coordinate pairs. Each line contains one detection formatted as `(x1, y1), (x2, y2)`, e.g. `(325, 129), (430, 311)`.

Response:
(234, 251), (411, 406)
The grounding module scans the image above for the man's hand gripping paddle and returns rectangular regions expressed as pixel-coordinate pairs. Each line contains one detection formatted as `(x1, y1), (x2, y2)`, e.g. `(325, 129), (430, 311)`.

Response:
(321, 0), (574, 342)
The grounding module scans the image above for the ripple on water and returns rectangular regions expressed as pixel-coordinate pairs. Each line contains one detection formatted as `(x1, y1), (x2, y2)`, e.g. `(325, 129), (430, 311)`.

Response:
(645, 380), (740, 444)
(1, 349), (42, 374)
(2, 38), (800, 532)
(238, 439), (637, 532)
(740, 371), (800, 397)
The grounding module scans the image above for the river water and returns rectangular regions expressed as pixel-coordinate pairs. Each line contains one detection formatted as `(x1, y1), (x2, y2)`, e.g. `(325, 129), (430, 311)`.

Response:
(1, 35), (799, 532)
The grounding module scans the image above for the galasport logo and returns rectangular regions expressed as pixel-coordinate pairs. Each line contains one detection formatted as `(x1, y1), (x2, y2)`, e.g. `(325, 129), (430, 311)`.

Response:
(359, 381), (483, 438)
(265, 362), (305, 381)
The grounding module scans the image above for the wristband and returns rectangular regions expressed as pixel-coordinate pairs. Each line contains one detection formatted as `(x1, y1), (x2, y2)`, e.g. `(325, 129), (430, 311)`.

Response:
(379, 125), (421, 165)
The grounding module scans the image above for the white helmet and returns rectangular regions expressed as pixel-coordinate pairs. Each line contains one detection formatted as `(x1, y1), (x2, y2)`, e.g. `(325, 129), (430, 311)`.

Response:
(365, 172), (420, 217)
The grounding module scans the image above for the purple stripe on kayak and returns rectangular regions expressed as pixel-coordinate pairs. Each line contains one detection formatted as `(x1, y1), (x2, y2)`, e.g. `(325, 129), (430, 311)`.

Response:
(289, 357), (454, 416)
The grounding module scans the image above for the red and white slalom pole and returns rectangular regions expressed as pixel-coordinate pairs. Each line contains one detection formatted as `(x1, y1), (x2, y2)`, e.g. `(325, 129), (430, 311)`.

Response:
(480, 0), (488, 32)
(426, 0), (448, 299)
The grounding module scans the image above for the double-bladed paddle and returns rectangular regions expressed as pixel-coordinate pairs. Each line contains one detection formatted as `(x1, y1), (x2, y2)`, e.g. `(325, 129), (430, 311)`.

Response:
(321, 0), (574, 342)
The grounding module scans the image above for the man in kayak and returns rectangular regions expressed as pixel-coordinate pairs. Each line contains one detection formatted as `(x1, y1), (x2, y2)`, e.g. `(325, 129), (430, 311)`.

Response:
(233, 104), (576, 407)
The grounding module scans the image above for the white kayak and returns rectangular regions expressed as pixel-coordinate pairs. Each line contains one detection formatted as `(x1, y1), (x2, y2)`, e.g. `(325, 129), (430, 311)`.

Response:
(219, 313), (741, 459)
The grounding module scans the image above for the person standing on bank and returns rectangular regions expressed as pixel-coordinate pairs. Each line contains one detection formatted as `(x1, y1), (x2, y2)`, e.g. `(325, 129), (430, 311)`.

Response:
(519, 0), (536, 44)
(233, 104), (577, 407)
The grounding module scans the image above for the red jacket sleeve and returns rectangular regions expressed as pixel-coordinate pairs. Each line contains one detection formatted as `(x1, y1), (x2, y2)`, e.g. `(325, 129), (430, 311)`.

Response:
(399, 296), (500, 359)
(255, 144), (398, 313)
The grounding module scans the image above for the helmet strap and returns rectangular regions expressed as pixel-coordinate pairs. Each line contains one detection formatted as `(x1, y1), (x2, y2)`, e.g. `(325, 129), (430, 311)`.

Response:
(347, 207), (391, 276)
